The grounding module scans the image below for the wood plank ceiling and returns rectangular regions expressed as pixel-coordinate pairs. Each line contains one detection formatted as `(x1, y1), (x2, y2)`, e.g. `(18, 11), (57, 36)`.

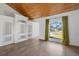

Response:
(7, 3), (79, 19)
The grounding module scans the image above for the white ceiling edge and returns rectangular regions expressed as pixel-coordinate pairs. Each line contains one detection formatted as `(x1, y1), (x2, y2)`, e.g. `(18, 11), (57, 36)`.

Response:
(0, 3), (27, 18)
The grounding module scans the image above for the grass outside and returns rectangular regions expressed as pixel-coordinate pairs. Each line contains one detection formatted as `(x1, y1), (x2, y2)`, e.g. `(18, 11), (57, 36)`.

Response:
(49, 31), (63, 39)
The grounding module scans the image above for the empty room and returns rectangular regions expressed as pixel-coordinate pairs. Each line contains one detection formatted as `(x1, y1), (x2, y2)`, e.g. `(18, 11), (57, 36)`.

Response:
(0, 3), (79, 56)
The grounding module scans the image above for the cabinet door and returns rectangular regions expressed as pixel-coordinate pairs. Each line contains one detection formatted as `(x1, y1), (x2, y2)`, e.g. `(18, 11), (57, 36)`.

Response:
(1, 17), (14, 46)
(14, 20), (27, 43)
(28, 24), (32, 38)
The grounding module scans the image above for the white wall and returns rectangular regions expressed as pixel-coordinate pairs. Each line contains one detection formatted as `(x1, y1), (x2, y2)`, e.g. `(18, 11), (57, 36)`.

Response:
(27, 21), (39, 39)
(33, 18), (46, 40)
(32, 22), (39, 38)
(68, 11), (79, 46)
(34, 9), (79, 46)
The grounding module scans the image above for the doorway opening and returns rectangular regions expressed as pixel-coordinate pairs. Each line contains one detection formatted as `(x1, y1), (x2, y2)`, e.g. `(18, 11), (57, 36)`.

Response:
(45, 16), (69, 45)
(49, 17), (63, 43)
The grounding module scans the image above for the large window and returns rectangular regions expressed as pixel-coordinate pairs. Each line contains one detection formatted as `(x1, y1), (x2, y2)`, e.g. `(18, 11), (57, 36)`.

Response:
(49, 18), (63, 39)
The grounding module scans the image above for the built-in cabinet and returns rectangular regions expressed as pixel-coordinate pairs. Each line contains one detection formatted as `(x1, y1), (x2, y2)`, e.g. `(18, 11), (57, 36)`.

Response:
(14, 14), (28, 43)
(0, 15), (14, 46)
(0, 14), (28, 46)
